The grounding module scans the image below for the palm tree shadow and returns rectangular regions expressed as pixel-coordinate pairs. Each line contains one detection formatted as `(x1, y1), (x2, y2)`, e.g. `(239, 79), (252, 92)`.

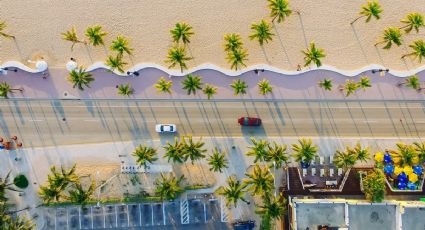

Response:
(12, 38), (24, 61)
(187, 45), (196, 66)
(296, 13), (309, 48)
(261, 46), (271, 65)
(400, 43), (412, 70)
(350, 24), (370, 64)
(374, 46), (385, 66)
(102, 45), (109, 57)
(84, 45), (94, 64)
(272, 22), (293, 67)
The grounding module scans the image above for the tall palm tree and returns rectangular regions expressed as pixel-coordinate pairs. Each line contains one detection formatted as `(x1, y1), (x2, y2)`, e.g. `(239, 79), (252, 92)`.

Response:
(243, 164), (275, 196)
(105, 55), (127, 73)
(351, 1), (383, 24)
(255, 193), (287, 229)
(0, 82), (22, 99)
(224, 33), (243, 52)
(38, 184), (62, 204)
(318, 78), (333, 91)
(207, 148), (229, 173)
(351, 142), (371, 163)
(374, 27), (402, 49)
(400, 13), (424, 34)
(249, 19), (275, 46)
(226, 48), (248, 70)
(165, 46), (192, 73)
(132, 144), (158, 169)
(3, 214), (35, 229)
(340, 79), (359, 97)
(0, 172), (19, 202)
(154, 173), (184, 201)
(85, 25), (108, 47)
(401, 40), (425, 63)
(291, 138), (318, 165)
(302, 42), (325, 67)
(230, 79), (248, 96)
(398, 75), (421, 90)
(358, 76), (372, 91)
(163, 137), (185, 164)
(333, 149), (357, 170)
(68, 180), (96, 206)
(216, 176), (249, 208)
(389, 142), (418, 166)
(267, 0), (292, 23)
(67, 68), (94, 91)
(268, 141), (289, 168)
(170, 22), (194, 45)
(0, 21), (14, 39)
(110, 35), (133, 56)
(182, 74), (202, 95)
(117, 83), (134, 97)
(61, 26), (85, 51)
(202, 84), (218, 99)
(181, 136), (207, 164)
(155, 77), (173, 94)
(246, 137), (270, 163)
(50, 164), (79, 191)
(257, 79), (273, 95)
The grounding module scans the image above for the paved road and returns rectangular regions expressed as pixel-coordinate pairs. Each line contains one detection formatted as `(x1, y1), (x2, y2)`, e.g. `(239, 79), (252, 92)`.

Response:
(0, 99), (424, 147)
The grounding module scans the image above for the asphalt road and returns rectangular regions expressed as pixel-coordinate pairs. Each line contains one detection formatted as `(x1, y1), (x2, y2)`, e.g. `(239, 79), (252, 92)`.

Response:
(0, 99), (424, 147)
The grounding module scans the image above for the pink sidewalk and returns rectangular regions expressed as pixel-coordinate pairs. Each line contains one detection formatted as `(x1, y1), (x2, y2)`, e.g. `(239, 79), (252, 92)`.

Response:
(1, 67), (425, 100)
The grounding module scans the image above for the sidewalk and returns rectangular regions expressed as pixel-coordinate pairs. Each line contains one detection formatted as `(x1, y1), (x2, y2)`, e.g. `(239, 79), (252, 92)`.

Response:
(1, 67), (424, 100)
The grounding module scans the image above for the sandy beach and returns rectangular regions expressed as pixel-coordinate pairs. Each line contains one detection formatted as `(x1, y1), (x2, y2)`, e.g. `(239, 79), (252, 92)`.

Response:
(1, 0), (425, 72)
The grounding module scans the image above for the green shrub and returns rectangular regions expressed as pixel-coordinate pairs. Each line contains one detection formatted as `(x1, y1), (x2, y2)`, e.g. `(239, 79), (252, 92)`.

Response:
(13, 174), (29, 189)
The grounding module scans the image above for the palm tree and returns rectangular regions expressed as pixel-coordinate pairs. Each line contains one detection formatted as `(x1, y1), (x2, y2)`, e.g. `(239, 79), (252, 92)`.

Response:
(389, 142), (418, 166)
(165, 46), (192, 73)
(230, 79), (248, 96)
(163, 137), (185, 164)
(249, 19), (275, 46)
(351, 1), (383, 24)
(207, 148), (228, 173)
(0, 21), (14, 39)
(67, 68), (94, 91)
(333, 149), (357, 170)
(202, 84), (218, 99)
(61, 26), (85, 51)
(51, 164), (79, 191)
(0, 82), (22, 99)
(351, 142), (371, 163)
(291, 138), (318, 166)
(268, 141), (289, 168)
(318, 78), (333, 91)
(110, 35), (133, 56)
(0, 172), (19, 202)
(255, 193), (287, 229)
(181, 136), (207, 164)
(401, 40), (425, 63)
(358, 76), (371, 91)
(226, 48), (248, 70)
(224, 33), (243, 52)
(398, 75), (421, 90)
(257, 79), (273, 95)
(170, 22), (194, 45)
(243, 164), (275, 196)
(154, 173), (184, 201)
(85, 25), (108, 47)
(182, 74), (202, 95)
(38, 185), (62, 204)
(302, 42), (325, 67)
(117, 83), (134, 97)
(374, 27), (402, 49)
(267, 0), (292, 23)
(132, 144), (158, 169)
(413, 141), (425, 163)
(400, 13), (424, 34)
(3, 214), (35, 229)
(68, 180), (96, 206)
(155, 77), (173, 94)
(340, 79), (359, 97)
(105, 55), (127, 73)
(362, 169), (385, 202)
(246, 137), (270, 163)
(216, 176), (249, 208)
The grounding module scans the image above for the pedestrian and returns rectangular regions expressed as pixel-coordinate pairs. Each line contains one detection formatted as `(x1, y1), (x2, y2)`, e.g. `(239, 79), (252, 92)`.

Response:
(399, 118), (403, 123)
(297, 64), (302, 71)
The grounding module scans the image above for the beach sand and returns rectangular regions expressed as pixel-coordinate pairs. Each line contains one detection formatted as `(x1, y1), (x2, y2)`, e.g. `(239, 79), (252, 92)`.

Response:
(1, 0), (425, 71)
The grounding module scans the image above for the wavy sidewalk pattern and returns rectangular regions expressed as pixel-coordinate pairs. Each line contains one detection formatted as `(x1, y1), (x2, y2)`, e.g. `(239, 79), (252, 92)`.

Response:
(1, 60), (423, 77)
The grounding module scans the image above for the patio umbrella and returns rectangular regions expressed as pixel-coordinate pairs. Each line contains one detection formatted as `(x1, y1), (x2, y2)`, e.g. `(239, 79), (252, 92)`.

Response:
(66, 60), (78, 71)
(384, 153), (392, 164)
(374, 152), (384, 162)
(409, 173), (419, 183)
(407, 181), (417, 190)
(397, 181), (407, 190)
(404, 165), (413, 175)
(398, 172), (408, 183)
(383, 164), (394, 175)
(413, 165), (423, 175)
(36, 60), (48, 71)
(394, 166), (403, 176)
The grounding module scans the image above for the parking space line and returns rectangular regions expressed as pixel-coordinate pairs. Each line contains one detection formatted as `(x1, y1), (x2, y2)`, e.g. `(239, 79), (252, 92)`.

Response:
(67, 208), (69, 230)
(79, 208), (82, 229)
(127, 205), (130, 227)
(151, 204), (154, 226)
(204, 202), (207, 223)
(139, 204), (142, 226)
(163, 202), (166, 225)
(54, 209), (57, 230)
(91, 207), (94, 229)
(103, 206), (106, 228)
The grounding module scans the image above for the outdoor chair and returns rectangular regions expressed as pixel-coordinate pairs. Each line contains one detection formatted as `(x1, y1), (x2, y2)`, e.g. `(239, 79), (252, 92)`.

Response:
(311, 168), (317, 176)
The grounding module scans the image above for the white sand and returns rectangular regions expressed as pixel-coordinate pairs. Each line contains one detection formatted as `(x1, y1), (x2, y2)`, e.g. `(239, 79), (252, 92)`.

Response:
(1, 0), (425, 71)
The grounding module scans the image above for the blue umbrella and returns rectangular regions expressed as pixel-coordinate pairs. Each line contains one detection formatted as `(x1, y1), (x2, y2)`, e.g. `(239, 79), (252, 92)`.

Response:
(398, 181), (407, 190)
(384, 153), (392, 164)
(300, 160), (310, 169)
(398, 172), (408, 183)
(407, 181), (417, 190)
(413, 165), (423, 175)
(384, 164), (394, 175)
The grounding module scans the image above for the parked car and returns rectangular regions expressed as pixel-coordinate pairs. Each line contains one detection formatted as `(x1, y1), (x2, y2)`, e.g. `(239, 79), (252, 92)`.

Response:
(232, 220), (255, 230)
(155, 124), (176, 133)
(238, 117), (262, 126)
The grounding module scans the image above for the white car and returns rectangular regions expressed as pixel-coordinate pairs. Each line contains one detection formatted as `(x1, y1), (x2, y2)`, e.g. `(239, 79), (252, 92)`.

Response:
(155, 124), (176, 133)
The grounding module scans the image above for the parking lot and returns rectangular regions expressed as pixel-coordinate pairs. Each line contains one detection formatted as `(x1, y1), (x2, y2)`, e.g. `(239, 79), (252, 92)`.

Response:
(42, 199), (230, 230)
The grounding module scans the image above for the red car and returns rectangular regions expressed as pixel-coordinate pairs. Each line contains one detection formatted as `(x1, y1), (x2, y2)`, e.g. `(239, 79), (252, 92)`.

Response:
(238, 117), (262, 126)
